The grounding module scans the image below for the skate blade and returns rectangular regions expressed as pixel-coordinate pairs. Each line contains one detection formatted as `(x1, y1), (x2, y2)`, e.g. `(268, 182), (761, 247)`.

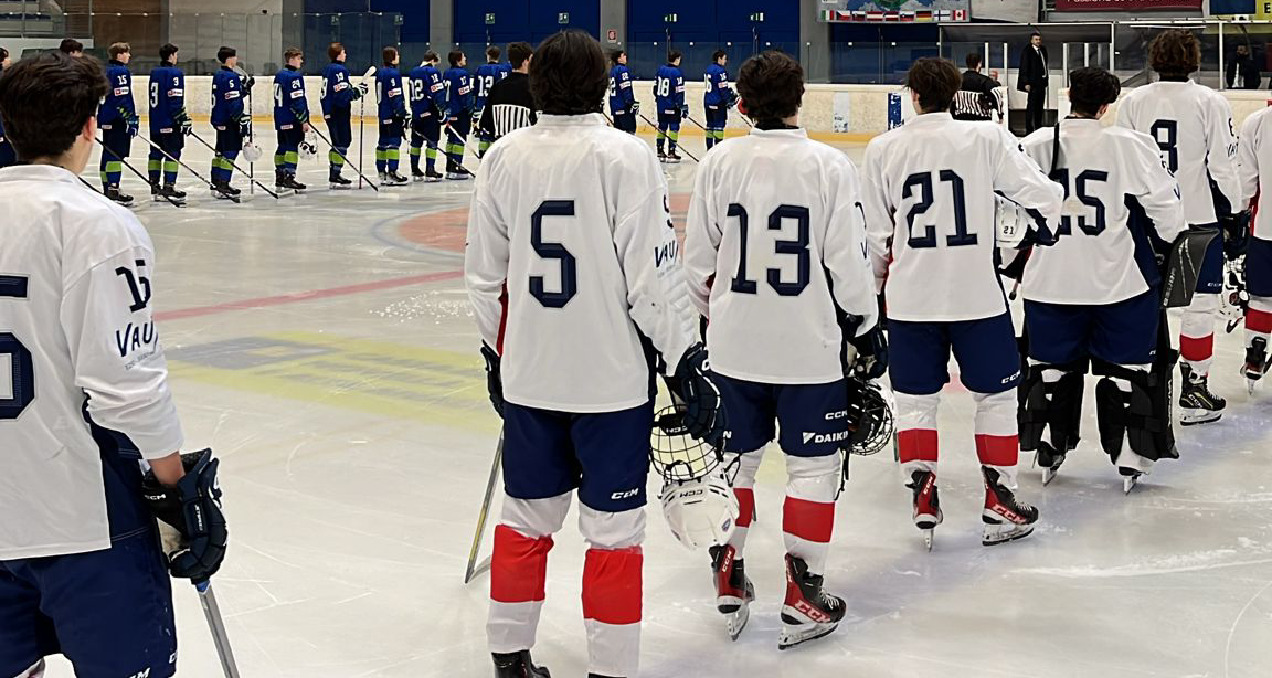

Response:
(922, 528), (934, 551)
(724, 603), (750, 641)
(1179, 408), (1222, 426)
(1041, 467), (1057, 486)
(778, 621), (838, 650)
(329, 184), (353, 190)
(982, 522), (1035, 547)
(1123, 475), (1140, 494)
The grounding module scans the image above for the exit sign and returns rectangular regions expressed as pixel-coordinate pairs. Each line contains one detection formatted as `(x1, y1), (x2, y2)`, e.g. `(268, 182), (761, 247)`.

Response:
(664, 13), (678, 22)
(558, 11), (569, 23)
(485, 12), (495, 24)
(750, 12), (765, 21)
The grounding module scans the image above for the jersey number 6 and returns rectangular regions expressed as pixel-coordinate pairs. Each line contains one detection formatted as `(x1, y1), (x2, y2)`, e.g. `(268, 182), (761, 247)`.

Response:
(529, 200), (578, 308)
(0, 275), (35, 420)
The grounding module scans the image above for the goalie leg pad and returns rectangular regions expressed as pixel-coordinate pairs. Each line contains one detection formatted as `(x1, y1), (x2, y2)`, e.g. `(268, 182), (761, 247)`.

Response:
(1094, 360), (1175, 467)
(1018, 359), (1086, 455)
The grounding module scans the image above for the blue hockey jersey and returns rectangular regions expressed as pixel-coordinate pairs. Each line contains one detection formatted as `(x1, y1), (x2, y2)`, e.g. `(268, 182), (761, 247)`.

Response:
(474, 62), (502, 110)
(99, 60), (135, 128)
(210, 66), (245, 128)
(409, 64), (443, 117)
(654, 64), (685, 114)
(321, 62), (360, 117)
(376, 67), (407, 122)
(442, 66), (473, 119)
(273, 66), (309, 129)
(703, 63), (734, 107)
(148, 64), (187, 133)
(609, 64), (635, 114)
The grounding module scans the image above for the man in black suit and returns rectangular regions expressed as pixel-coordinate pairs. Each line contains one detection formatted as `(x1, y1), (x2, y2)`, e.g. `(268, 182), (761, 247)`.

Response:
(1226, 43), (1261, 89)
(1018, 31), (1049, 133)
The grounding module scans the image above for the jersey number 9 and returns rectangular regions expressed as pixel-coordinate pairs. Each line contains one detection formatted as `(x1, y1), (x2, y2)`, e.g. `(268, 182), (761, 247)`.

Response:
(0, 276), (34, 420)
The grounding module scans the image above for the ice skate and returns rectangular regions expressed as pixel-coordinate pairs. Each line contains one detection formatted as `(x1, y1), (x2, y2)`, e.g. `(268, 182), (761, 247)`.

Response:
(657, 150), (667, 163)
(425, 169), (444, 182)
(492, 649), (550, 678)
(411, 167), (426, 182)
(1118, 466), (1144, 494)
(151, 182), (186, 205)
(210, 181), (240, 202)
(329, 175), (353, 190)
(666, 151), (683, 163)
(1179, 364), (1225, 425)
(710, 544), (753, 641)
(385, 170), (410, 186)
(274, 169), (293, 194)
(446, 171), (470, 181)
(281, 174), (307, 193)
(982, 467), (1038, 546)
(1036, 442), (1067, 486)
(778, 554), (844, 649)
(104, 186), (134, 207)
(907, 470), (942, 550)
(1244, 338), (1269, 395)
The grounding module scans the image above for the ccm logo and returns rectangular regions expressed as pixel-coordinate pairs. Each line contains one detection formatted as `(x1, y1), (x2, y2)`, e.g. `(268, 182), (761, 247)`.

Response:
(824, 410), (849, 421)
(611, 488), (640, 500)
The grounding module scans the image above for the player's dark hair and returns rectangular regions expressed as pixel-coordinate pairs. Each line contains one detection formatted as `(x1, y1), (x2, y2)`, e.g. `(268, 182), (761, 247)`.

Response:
(1150, 29), (1200, 77)
(1068, 67), (1121, 118)
(423, 50), (438, 64)
(487, 45), (501, 61)
(328, 42), (344, 62)
(736, 51), (804, 127)
(905, 57), (961, 113)
(0, 51), (108, 160)
(382, 46), (398, 67)
(160, 42), (179, 63)
(508, 42), (533, 69)
(59, 38), (83, 54)
(531, 29), (606, 116)
(610, 49), (625, 65)
(284, 47), (303, 62)
(1030, 31), (1041, 39)
(712, 50), (727, 63)
(965, 52), (982, 70)
(1, 47), (8, 62)
(448, 50), (464, 67)
(217, 45), (236, 63)
(108, 42), (130, 59)
(668, 50), (682, 64)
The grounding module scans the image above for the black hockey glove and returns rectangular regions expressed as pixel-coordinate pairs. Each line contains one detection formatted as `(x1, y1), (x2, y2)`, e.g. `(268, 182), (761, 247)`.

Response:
(665, 343), (728, 447)
(681, 104), (690, 119)
(481, 342), (505, 418)
(243, 75), (256, 91)
(630, 102), (640, 117)
(394, 112), (410, 131)
(175, 110), (193, 136)
(1222, 211), (1251, 259)
(142, 449), (228, 584)
(238, 115), (252, 138)
(848, 325), (889, 381)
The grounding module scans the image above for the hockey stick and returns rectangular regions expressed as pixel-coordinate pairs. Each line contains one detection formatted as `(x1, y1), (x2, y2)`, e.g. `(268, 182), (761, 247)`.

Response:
(195, 580), (242, 678)
(635, 110), (700, 163)
(310, 125), (379, 191)
(187, 130), (280, 199)
(78, 176), (102, 194)
(232, 66), (255, 195)
(358, 66), (376, 190)
(441, 121), (478, 177)
(137, 131), (237, 202)
(95, 137), (185, 208)
(464, 428), (504, 584)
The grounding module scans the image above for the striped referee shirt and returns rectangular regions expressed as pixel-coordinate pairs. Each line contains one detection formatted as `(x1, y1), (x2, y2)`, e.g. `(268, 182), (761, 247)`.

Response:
(478, 71), (537, 142)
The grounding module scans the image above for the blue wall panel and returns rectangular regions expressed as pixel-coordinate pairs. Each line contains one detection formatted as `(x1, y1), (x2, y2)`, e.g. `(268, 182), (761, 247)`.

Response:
(456, 0), (599, 44)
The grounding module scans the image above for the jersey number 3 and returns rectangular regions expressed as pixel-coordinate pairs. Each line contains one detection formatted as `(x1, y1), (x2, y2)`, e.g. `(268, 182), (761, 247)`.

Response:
(0, 275), (34, 420)
(530, 201), (578, 308)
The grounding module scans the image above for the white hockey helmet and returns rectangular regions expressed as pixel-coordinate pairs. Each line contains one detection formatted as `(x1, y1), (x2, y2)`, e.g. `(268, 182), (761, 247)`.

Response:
(659, 468), (739, 551)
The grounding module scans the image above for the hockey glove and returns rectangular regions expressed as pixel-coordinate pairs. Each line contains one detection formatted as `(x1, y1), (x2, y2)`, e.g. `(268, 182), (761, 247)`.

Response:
(175, 110), (193, 136)
(681, 104), (690, 119)
(142, 449), (228, 584)
(480, 342), (505, 418)
(665, 343), (728, 447)
(357, 82), (370, 97)
(1222, 211), (1251, 259)
(238, 115), (252, 138)
(631, 102), (640, 117)
(126, 114), (140, 137)
(394, 112), (410, 131)
(243, 75), (256, 91)
(848, 326), (889, 381)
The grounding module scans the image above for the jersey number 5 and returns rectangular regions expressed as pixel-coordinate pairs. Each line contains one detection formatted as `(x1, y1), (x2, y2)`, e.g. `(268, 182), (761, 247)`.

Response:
(730, 204), (811, 296)
(0, 275), (35, 420)
(529, 201), (578, 308)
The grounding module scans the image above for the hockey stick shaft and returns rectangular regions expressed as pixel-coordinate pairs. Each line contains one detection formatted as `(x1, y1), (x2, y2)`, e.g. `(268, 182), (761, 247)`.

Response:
(635, 111), (700, 163)
(137, 131), (219, 190)
(95, 137), (184, 207)
(310, 125), (380, 191)
(442, 122), (478, 176)
(464, 428), (504, 584)
(187, 130), (280, 198)
(195, 580), (241, 678)
(358, 98), (366, 190)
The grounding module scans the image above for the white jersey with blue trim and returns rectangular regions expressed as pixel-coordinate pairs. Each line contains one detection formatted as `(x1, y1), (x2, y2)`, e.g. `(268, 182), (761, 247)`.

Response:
(0, 165), (184, 560)
(1238, 106), (1272, 242)
(465, 114), (697, 413)
(684, 127), (878, 384)
(1019, 119), (1187, 305)
(1115, 80), (1240, 226)
(860, 113), (1063, 322)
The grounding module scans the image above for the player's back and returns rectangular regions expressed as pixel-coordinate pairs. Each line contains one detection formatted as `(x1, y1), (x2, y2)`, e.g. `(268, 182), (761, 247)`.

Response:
(1019, 120), (1185, 304)
(320, 62), (348, 115)
(1117, 80), (1237, 225)
(148, 65), (182, 128)
(475, 63), (499, 105)
(1240, 106), (1272, 241)
(703, 64), (728, 104)
(655, 65), (681, 109)
(377, 67), (403, 118)
(862, 114), (1061, 321)
(685, 129), (876, 383)
(608, 64), (630, 112)
(210, 69), (242, 126)
(443, 67), (472, 113)
(469, 114), (682, 412)
(101, 62), (133, 124)
(274, 68), (305, 124)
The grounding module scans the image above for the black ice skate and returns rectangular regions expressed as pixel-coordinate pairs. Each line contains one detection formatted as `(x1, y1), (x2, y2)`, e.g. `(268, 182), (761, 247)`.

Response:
(210, 181), (240, 203)
(446, 171), (470, 181)
(104, 185), (134, 207)
(151, 182), (186, 205)
(425, 169), (444, 182)
(164, 183), (187, 200)
(778, 554), (844, 650)
(1179, 364), (1225, 425)
(982, 467), (1038, 546)
(657, 149), (667, 162)
(666, 151), (683, 163)
(1036, 442), (1068, 487)
(281, 173), (307, 193)
(492, 650), (550, 678)
(710, 544), (754, 641)
(1244, 338), (1269, 395)
(1119, 465), (1144, 494)
(411, 167), (426, 182)
(385, 170), (410, 186)
(275, 169), (292, 194)
(907, 470), (943, 550)
(329, 175), (353, 190)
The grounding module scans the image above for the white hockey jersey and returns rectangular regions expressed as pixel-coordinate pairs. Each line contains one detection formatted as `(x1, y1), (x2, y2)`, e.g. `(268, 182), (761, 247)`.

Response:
(1115, 80), (1240, 226)
(465, 114), (696, 413)
(1019, 119), (1187, 305)
(861, 113), (1063, 322)
(684, 128), (878, 384)
(0, 165), (184, 561)
(1238, 106), (1272, 242)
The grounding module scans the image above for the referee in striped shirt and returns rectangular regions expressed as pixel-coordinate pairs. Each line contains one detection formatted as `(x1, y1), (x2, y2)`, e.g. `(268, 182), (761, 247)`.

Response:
(477, 41), (536, 154)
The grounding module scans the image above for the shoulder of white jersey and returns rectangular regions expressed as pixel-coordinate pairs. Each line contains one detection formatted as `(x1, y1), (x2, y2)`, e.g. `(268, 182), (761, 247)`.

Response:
(1243, 104), (1272, 132)
(1102, 124), (1157, 149)
(1019, 125), (1053, 152)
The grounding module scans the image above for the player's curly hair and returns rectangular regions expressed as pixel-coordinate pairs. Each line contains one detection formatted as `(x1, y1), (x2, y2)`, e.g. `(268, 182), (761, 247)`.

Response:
(530, 29), (606, 116)
(906, 57), (961, 113)
(1150, 29), (1200, 77)
(1068, 67), (1121, 117)
(0, 51), (108, 160)
(736, 51), (804, 127)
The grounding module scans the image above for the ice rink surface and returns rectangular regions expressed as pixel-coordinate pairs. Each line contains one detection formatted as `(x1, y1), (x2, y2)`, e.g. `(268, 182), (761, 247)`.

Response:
(41, 132), (1272, 677)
